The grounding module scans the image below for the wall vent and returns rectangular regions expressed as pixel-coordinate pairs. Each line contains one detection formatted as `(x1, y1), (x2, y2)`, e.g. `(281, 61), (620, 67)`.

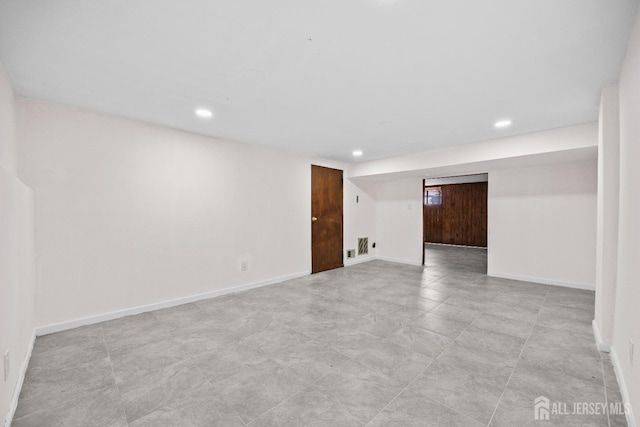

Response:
(358, 237), (369, 255)
(346, 249), (356, 258)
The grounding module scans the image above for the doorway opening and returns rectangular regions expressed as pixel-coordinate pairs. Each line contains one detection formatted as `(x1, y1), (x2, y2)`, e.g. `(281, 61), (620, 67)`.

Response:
(422, 174), (488, 271)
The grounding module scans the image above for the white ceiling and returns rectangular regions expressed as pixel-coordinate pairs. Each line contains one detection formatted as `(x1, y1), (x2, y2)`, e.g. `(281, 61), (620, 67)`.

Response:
(0, 0), (637, 163)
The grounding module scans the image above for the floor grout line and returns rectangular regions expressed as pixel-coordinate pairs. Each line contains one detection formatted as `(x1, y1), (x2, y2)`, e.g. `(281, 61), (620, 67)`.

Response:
(100, 325), (130, 427)
(600, 352), (612, 427)
(248, 387), (308, 426)
(485, 287), (551, 426)
(364, 313), (481, 426)
(303, 357), (361, 425)
(187, 357), (249, 427)
(360, 359), (431, 426)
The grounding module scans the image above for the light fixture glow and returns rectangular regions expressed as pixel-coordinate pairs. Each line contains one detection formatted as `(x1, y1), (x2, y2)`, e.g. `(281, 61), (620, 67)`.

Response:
(195, 108), (213, 119)
(352, 150), (363, 157)
(494, 119), (512, 128)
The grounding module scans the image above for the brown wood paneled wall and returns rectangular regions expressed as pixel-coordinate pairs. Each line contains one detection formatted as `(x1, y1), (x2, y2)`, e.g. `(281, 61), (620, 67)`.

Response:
(423, 182), (487, 247)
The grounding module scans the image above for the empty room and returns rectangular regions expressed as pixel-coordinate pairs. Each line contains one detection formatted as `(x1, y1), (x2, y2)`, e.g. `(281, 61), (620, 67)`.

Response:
(1, 1), (639, 426)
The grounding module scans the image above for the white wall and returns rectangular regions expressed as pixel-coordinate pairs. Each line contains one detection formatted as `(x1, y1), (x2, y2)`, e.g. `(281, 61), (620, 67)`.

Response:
(371, 158), (598, 288)
(375, 177), (423, 265)
(487, 160), (597, 289)
(594, 83), (620, 348)
(0, 64), (36, 425)
(17, 98), (374, 328)
(0, 68), (17, 176)
(344, 177), (377, 264)
(613, 6), (640, 422)
(353, 126), (599, 275)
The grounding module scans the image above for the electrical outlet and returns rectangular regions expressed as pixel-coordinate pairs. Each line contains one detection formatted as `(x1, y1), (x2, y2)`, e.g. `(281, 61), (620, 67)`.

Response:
(630, 339), (635, 367)
(3, 350), (9, 381)
(240, 260), (249, 272)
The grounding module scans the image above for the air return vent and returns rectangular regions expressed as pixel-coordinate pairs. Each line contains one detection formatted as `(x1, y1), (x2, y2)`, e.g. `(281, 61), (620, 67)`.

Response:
(358, 237), (369, 255)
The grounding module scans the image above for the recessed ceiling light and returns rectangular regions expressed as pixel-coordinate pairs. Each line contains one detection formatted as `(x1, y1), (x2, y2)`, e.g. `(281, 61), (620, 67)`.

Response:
(494, 119), (512, 128)
(352, 150), (363, 157)
(195, 108), (213, 119)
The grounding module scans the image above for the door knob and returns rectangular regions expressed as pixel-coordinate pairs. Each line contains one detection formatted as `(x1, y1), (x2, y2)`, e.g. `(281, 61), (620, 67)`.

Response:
(312, 216), (318, 222)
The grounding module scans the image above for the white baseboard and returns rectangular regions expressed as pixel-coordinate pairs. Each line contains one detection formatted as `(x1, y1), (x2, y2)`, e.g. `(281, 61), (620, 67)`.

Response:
(592, 319), (611, 352)
(5, 329), (35, 427)
(610, 347), (637, 427)
(344, 256), (376, 266)
(487, 271), (595, 291)
(36, 263), (594, 337)
(376, 256), (423, 267)
(35, 271), (310, 336)
(34, 258), (424, 335)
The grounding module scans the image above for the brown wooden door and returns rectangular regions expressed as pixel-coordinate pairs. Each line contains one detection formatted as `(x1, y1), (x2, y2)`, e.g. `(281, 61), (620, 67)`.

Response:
(311, 165), (344, 273)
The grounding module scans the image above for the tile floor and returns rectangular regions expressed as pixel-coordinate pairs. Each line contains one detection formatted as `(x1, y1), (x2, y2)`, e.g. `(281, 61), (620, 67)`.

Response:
(13, 244), (626, 426)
